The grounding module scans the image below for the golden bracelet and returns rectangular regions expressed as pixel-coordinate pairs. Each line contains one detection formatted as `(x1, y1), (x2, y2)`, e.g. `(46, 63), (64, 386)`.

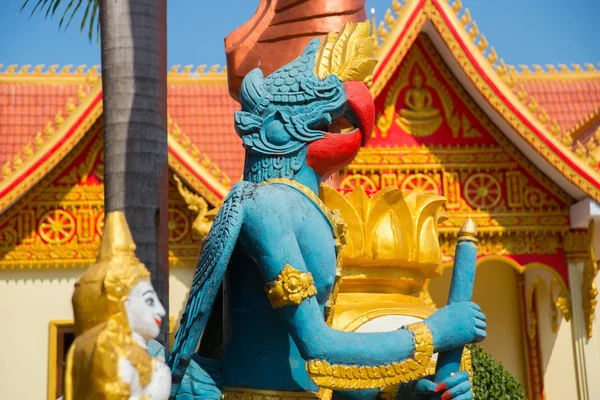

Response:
(306, 322), (434, 390)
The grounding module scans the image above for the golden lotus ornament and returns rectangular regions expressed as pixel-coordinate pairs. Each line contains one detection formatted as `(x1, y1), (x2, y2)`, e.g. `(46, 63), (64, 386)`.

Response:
(319, 181), (446, 330)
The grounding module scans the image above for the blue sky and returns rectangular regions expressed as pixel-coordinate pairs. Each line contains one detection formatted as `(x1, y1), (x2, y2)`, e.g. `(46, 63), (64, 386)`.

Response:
(1, 0), (598, 68)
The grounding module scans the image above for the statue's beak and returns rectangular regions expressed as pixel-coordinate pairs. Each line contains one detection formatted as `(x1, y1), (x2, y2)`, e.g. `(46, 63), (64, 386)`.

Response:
(344, 81), (375, 147)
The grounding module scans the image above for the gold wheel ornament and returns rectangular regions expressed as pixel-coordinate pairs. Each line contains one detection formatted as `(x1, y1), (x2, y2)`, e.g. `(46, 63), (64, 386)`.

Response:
(39, 209), (76, 244)
(464, 173), (502, 209)
(340, 174), (377, 192)
(168, 208), (189, 242)
(400, 173), (438, 194)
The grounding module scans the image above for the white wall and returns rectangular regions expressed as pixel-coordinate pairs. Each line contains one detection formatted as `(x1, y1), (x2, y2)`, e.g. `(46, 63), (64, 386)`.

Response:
(0, 266), (194, 400)
(525, 271), (578, 400)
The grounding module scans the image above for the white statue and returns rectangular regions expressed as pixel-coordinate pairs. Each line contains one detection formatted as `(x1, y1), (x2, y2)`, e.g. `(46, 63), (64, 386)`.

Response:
(64, 211), (171, 400)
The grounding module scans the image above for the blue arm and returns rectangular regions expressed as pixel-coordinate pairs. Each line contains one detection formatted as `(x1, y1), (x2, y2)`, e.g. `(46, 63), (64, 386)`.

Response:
(241, 197), (417, 367)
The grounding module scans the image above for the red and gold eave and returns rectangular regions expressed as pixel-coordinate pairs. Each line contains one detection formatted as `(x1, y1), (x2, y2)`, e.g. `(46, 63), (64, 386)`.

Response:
(0, 80), (233, 216)
(0, 117), (205, 268)
(368, 0), (600, 203)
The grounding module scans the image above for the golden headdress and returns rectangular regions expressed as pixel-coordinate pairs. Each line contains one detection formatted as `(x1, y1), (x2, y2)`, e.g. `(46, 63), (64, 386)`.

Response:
(313, 21), (378, 85)
(72, 211), (151, 336)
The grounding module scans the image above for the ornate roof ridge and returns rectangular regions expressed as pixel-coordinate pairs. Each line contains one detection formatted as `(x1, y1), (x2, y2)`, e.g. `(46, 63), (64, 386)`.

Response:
(168, 64), (227, 75)
(167, 115), (232, 189)
(0, 64), (101, 76)
(1, 75), (100, 183)
(569, 107), (600, 140)
(508, 63), (600, 80)
(0, 63), (228, 84)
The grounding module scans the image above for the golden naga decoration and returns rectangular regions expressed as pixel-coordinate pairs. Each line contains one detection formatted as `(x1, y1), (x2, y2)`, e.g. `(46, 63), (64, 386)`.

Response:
(65, 211), (170, 400)
(314, 21), (378, 85)
(396, 71), (443, 137)
(550, 277), (572, 333)
(174, 175), (214, 239)
(266, 264), (318, 309)
(306, 322), (433, 390)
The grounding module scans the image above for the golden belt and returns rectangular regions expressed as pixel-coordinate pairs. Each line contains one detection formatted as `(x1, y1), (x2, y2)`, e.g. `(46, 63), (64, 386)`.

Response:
(223, 387), (328, 399)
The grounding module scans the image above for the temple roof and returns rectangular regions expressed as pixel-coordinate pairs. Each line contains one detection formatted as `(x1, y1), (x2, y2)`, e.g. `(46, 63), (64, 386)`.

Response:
(369, 0), (600, 202)
(0, 65), (238, 212)
(511, 68), (600, 136)
(0, 0), (598, 206)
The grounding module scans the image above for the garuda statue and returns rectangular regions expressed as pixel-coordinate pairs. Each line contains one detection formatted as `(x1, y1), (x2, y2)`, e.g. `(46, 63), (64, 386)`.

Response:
(64, 211), (171, 400)
(168, 21), (486, 400)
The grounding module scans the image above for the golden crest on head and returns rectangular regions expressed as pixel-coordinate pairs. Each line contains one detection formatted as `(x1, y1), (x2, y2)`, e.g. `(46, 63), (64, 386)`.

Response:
(313, 21), (378, 85)
(72, 211), (150, 336)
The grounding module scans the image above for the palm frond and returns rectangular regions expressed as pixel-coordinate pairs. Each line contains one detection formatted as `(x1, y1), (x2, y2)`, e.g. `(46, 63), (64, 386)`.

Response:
(20, 0), (100, 42)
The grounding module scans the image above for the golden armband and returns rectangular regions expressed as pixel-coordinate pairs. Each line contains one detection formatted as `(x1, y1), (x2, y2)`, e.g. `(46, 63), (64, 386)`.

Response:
(306, 322), (434, 390)
(266, 264), (318, 309)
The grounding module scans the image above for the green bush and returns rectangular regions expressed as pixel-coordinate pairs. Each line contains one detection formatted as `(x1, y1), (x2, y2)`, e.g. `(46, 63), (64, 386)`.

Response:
(467, 344), (527, 400)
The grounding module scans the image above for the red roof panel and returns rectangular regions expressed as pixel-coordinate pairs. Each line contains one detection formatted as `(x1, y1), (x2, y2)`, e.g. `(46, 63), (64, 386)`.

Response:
(0, 77), (246, 181)
(515, 78), (600, 133)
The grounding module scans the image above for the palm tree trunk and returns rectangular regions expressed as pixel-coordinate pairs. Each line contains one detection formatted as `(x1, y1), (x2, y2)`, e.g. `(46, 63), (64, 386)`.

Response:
(100, 0), (169, 345)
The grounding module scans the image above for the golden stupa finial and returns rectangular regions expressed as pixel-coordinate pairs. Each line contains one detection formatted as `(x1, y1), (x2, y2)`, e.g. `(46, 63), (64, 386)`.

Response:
(72, 211), (150, 336)
(314, 21), (378, 85)
(458, 218), (478, 243)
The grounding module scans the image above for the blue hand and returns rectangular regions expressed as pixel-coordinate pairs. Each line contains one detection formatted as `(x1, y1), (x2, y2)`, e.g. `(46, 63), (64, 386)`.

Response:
(423, 302), (486, 353)
(414, 371), (473, 400)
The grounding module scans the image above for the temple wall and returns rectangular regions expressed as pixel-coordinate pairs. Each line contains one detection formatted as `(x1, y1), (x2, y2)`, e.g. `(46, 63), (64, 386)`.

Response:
(0, 266), (194, 400)
(525, 272), (578, 400)
(429, 259), (527, 387)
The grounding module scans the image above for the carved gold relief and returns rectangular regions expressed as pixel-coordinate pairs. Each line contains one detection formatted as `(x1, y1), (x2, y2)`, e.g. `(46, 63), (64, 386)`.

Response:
(550, 277), (572, 333)
(396, 70), (443, 137)
(400, 173), (439, 194)
(0, 130), (207, 269)
(174, 175), (213, 239)
(463, 173), (502, 209)
(440, 232), (560, 259)
(442, 172), (461, 209)
(340, 174), (378, 192)
(377, 45), (460, 138)
(38, 209), (77, 244)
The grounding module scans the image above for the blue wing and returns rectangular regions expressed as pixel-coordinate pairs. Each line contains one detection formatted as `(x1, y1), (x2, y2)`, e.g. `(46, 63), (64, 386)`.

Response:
(169, 180), (255, 396)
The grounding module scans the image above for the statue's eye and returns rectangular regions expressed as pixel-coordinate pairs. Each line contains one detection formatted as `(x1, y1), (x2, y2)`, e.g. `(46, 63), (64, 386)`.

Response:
(145, 297), (155, 307)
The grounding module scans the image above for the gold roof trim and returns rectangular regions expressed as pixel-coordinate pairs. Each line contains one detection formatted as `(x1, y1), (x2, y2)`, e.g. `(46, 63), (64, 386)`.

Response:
(0, 64), (228, 85)
(0, 64), (100, 84)
(167, 64), (228, 84)
(508, 63), (600, 81)
(569, 107), (600, 139)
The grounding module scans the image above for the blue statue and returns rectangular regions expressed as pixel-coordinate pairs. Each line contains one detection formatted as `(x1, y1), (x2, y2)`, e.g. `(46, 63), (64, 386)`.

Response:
(167, 21), (486, 400)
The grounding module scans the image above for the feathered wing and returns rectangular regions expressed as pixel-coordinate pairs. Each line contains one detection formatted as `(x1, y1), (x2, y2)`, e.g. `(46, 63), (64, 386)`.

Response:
(169, 181), (255, 396)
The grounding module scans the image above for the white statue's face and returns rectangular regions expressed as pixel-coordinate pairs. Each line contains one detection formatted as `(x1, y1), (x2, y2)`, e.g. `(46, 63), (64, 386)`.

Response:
(125, 280), (166, 342)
